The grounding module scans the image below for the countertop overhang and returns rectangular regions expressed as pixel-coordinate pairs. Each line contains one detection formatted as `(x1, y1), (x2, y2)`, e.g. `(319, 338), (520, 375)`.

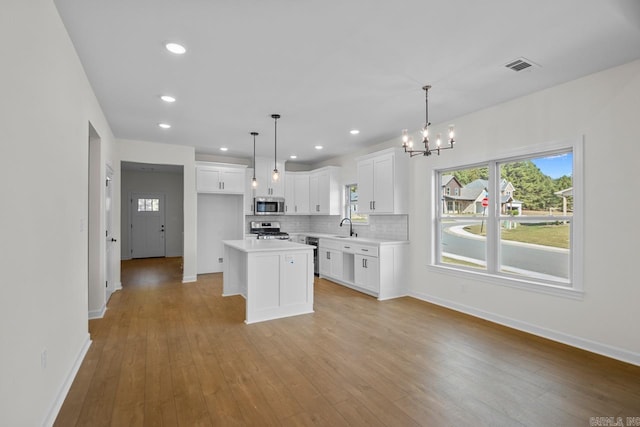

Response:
(223, 239), (314, 253)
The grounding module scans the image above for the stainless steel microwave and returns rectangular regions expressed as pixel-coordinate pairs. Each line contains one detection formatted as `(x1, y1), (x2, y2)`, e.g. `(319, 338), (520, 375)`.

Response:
(254, 197), (285, 215)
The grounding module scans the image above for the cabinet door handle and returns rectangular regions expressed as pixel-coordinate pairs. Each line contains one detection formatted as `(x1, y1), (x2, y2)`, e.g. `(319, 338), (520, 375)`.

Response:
(344, 246), (350, 249)
(327, 252), (330, 260)
(362, 258), (366, 268)
(362, 248), (368, 252)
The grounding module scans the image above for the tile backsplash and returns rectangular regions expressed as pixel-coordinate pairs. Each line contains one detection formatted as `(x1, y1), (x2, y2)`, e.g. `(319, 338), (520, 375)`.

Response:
(246, 214), (408, 241)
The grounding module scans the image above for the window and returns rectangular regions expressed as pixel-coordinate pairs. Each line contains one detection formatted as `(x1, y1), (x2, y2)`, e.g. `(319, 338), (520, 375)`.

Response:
(137, 198), (160, 212)
(434, 138), (582, 295)
(345, 184), (368, 224)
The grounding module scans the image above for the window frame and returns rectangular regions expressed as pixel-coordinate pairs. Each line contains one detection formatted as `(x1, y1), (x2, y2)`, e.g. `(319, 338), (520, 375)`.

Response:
(430, 136), (584, 298)
(344, 183), (369, 224)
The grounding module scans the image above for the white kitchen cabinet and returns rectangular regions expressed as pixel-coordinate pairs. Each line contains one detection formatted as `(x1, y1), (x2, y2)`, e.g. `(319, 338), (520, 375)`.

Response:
(223, 240), (314, 324)
(319, 237), (408, 300)
(354, 254), (379, 293)
(309, 166), (341, 215)
(356, 148), (409, 214)
(196, 162), (247, 194)
(285, 172), (310, 215)
(319, 247), (343, 279)
(253, 157), (285, 197)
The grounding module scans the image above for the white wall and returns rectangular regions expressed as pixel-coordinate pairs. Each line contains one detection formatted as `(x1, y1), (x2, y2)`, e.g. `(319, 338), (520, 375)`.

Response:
(116, 139), (197, 282)
(408, 60), (640, 364)
(0, 0), (116, 425)
(197, 194), (244, 273)
(121, 169), (184, 259)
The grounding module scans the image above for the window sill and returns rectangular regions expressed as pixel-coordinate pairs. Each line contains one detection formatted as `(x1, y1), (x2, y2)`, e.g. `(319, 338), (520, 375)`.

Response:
(427, 263), (584, 300)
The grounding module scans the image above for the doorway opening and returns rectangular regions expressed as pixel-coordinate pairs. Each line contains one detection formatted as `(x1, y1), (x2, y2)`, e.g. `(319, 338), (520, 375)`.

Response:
(120, 162), (184, 264)
(88, 123), (107, 319)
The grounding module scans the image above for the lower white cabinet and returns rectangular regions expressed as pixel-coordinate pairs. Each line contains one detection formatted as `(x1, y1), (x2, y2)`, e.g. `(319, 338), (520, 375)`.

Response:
(319, 237), (407, 300)
(319, 247), (343, 278)
(354, 254), (379, 293)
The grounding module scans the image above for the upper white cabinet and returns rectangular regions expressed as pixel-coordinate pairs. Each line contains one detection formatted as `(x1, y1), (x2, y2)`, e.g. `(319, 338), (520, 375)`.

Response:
(285, 172), (310, 215)
(309, 166), (341, 215)
(253, 157), (285, 197)
(356, 148), (409, 214)
(196, 162), (246, 194)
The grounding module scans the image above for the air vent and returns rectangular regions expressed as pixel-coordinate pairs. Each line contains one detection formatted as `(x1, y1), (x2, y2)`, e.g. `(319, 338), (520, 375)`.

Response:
(505, 57), (538, 72)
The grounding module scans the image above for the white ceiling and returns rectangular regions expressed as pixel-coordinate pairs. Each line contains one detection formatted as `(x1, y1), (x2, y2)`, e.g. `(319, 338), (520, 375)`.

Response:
(54, 0), (640, 164)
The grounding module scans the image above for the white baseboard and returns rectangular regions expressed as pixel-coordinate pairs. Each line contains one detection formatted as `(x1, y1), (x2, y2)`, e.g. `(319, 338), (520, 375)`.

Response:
(88, 304), (106, 320)
(409, 290), (640, 367)
(42, 334), (91, 427)
(113, 281), (122, 291)
(182, 275), (197, 283)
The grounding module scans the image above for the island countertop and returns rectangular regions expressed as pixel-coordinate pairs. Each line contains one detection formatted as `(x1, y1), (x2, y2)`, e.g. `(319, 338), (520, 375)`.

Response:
(223, 239), (314, 253)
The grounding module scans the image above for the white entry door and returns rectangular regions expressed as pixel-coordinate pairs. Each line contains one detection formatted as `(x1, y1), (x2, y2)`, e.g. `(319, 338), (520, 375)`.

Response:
(130, 192), (166, 258)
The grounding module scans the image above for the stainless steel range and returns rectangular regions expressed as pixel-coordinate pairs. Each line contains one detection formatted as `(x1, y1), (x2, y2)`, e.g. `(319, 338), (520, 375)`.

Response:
(249, 221), (290, 240)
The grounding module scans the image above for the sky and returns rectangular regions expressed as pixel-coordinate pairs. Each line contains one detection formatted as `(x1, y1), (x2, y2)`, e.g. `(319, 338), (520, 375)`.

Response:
(531, 152), (573, 179)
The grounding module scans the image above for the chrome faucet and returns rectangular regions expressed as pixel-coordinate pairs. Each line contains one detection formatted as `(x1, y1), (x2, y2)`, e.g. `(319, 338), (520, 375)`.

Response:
(339, 217), (355, 237)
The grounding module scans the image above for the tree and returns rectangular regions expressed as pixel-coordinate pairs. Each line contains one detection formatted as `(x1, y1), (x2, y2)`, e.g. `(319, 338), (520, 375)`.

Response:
(501, 161), (555, 210)
(452, 167), (488, 186)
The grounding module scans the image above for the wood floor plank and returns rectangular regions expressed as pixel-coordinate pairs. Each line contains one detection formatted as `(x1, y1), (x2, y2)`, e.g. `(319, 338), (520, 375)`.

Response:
(55, 258), (640, 427)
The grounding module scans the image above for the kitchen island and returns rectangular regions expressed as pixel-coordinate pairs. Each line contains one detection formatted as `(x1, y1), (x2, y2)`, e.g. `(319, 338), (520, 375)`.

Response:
(222, 239), (314, 324)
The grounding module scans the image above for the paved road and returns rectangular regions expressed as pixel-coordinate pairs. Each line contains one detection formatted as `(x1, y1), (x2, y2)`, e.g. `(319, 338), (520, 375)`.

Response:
(441, 224), (569, 280)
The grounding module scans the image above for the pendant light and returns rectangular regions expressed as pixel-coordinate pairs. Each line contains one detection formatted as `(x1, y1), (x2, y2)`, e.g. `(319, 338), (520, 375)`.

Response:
(250, 132), (258, 188)
(271, 114), (280, 181)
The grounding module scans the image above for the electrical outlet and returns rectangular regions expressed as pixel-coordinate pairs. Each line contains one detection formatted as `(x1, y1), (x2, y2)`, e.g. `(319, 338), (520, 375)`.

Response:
(218, 257), (223, 263)
(41, 349), (47, 369)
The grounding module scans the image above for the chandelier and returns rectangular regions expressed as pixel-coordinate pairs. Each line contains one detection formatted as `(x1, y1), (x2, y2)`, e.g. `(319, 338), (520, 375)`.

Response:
(402, 85), (455, 157)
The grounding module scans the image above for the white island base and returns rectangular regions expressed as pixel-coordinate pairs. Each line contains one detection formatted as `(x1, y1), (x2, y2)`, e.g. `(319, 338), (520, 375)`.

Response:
(222, 239), (314, 324)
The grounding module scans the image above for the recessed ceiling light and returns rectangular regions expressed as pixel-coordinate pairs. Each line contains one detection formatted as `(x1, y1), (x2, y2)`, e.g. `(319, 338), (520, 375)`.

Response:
(160, 95), (176, 103)
(350, 129), (360, 135)
(315, 145), (323, 150)
(290, 155), (297, 159)
(165, 42), (186, 54)
(220, 147), (228, 151)
(158, 123), (171, 129)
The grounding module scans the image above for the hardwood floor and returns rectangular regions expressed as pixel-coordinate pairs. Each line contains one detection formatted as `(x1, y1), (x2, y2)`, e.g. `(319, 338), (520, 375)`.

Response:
(55, 257), (640, 426)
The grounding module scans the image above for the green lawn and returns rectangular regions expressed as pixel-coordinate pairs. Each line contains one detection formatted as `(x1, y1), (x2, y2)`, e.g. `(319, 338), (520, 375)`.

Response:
(463, 222), (570, 249)
(442, 256), (484, 268)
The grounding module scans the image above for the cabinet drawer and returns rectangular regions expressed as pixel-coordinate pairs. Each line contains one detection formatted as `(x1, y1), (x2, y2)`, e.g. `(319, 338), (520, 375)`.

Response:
(340, 243), (378, 257)
(319, 238), (342, 250)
